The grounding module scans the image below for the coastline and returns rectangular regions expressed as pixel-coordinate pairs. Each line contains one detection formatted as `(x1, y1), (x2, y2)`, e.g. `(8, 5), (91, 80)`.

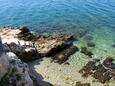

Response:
(0, 26), (115, 86)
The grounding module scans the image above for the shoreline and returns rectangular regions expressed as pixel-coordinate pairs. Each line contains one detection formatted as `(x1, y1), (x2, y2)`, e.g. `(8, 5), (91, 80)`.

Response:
(0, 26), (115, 86)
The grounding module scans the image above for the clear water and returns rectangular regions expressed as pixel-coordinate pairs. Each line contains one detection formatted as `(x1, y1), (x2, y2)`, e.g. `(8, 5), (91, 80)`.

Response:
(0, 0), (115, 33)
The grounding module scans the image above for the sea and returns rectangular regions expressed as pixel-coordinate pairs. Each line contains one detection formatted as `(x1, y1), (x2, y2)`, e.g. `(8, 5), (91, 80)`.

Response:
(0, 0), (115, 34)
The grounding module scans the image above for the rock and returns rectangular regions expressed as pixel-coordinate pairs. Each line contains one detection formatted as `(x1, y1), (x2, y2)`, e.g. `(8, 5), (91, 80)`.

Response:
(17, 27), (35, 41)
(87, 42), (95, 47)
(0, 39), (34, 86)
(103, 57), (115, 69)
(80, 47), (93, 58)
(0, 53), (34, 86)
(19, 26), (30, 34)
(79, 57), (115, 83)
(19, 48), (41, 62)
(4, 42), (41, 62)
(79, 61), (96, 77)
(35, 34), (74, 57)
(0, 38), (10, 80)
(4, 42), (25, 53)
(0, 27), (77, 63)
(75, 81), (90, 86)
(52, 46), (79, 64)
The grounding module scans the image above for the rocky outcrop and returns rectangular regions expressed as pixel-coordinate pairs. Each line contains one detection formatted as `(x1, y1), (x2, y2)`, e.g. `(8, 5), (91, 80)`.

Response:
(0, 39), (34, 86)
(3, 42), (41, 62)
(0, 26), (77, 63)
(35, 34), (74, 57)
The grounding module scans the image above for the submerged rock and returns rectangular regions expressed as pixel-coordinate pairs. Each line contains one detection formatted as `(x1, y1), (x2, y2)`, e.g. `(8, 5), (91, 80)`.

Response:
(79, 57), (115, 83)
(52, 46), (79, 64)
(75, 81), (90, 86)
(80, 47), (93, 58)
(87, 42), (95, 47)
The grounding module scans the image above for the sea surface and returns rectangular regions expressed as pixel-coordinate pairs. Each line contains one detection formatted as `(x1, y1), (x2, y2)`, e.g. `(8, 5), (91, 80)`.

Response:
(0, 0), (115, 34)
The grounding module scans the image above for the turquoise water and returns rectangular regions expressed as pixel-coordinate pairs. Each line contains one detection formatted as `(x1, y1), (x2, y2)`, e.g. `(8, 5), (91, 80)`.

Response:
(0, 0), (115, 34)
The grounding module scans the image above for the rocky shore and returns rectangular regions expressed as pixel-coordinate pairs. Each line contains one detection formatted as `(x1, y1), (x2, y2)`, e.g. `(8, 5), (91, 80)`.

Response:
(0, 26), (78, 86)
(0, 26), (115, 86)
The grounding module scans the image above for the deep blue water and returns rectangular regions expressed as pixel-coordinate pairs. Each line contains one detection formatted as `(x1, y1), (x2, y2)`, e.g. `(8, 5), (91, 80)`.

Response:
(0, 0), (115, 34)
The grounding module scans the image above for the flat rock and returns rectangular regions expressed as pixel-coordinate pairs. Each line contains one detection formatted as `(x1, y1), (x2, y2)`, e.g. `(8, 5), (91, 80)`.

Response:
(35, 34), (74, 56)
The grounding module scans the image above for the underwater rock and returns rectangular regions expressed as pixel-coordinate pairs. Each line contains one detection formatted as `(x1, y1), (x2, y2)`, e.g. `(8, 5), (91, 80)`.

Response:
(79, 57), (115, 83)
(103, 57), (115, 69)
(75, 81), (90, 86)
(79, 61), (96, 77)
(80, 47), (93, 58)
(87, 42), (95, 47)
(52, 46), (79, 64)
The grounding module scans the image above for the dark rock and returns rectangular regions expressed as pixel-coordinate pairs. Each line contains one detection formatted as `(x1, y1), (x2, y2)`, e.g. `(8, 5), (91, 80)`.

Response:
(52, 46), (79, 64)
(79, 61), (96, 77)
(75, 81), (90, 86)
(80, 47), (93, 58)
(103, 57), (115, 69)
(17, 27), (36, 41)
(18, 48), (41, 62)
(87, 42), (95, 47)
(111, 44), (115, 48)
(79, 57), (115, 83)
(19, 26), (30, 34)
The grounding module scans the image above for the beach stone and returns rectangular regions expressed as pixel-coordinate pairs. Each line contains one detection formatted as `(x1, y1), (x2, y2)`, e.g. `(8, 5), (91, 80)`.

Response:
(52, 45), (79, 64)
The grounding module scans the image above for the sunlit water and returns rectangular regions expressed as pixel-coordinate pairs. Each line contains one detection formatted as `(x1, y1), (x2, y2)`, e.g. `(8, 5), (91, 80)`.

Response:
(0, 0), (115, 32)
